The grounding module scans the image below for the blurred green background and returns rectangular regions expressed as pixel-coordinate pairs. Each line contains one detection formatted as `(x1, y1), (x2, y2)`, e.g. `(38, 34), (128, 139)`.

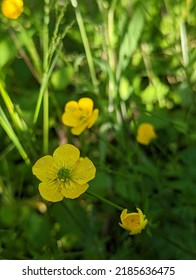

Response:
(0, 0), (196, 259)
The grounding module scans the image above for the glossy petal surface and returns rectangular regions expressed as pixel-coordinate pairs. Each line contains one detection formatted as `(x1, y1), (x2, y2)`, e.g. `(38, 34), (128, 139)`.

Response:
(53, 144), (80, 169)
(71, 157), (96, 185)
(39, 182), (64, 202)
(32, 155), (57, 182)
(61, 181), (89, 199)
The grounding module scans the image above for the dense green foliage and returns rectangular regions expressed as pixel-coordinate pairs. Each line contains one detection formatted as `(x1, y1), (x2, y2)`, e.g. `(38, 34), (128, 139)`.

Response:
(0, 0), (196, 260)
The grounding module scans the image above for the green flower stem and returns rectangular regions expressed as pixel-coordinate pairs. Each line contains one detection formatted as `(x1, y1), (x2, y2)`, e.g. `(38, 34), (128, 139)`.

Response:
(9, 29), (42, 83)
(0, 81), (26, 131)
(86, 190), (124, 211)
(48, 2), (68, 65)
(0, 106), (31, 166)
(43, 0), (50, 71)
(33, 42), (62, 125)
(107, 0), (117, 73)
(33, 73), (49, 125)
(43, 87), (49, 154)
(42, 0), (50, 155)
(34, 2), (70, 153)
(180, 21), (189, 66)
(71, 0), (98, 91)
(19, 26), (42, 79)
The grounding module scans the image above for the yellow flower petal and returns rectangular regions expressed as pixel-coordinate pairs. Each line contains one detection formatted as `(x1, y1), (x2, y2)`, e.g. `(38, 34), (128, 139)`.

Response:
(1, 0), (23, 19)
(32, 144), (96, 202)
(39, 182), (64, 202)
(137, 123), (157, 145)
(62, 181), (89, 199)
(119, 208), (148, 235)
(62, 111), (81, 127)
(65, 101), (79, 110)
(71, 122), (88, 135)
(87, 109), (99, 128)
(71, 157), (96, 185)
(120, 208), (128, 220)
(137, 208), (148, 230)
(62, 97), (98, 135)
(78, 97), (93, 115)
(62, 101), (81, 127)
(32, 155), (57, 182)
(119, 222), (132, 232)
(130, 227), (142, 235)
(53, 144), (80, 169)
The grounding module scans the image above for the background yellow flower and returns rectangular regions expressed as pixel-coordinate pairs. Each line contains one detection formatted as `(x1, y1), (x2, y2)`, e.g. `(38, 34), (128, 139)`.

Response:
(136, 123), (157, 145)
(32, 144), (96, 202)
(119, 208), (148, 235)
(1, 0), (23, 19)
(62, 97), (99, 135)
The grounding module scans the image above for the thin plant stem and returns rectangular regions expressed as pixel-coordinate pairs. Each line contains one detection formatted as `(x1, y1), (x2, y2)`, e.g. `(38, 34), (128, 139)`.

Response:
(71, 0), (98, 92)
(33, 43), (62, 126)
(43, 88), (49, 154)
(180, 21), (189, 66)
(43, 0), (50, 154)
(9, 30), (42, 83)
(0, 81), (27, 131)
(18, 25), (42, 79)
(33, 3), (71, 130)
(0, 106), (31, 166)
(33, 73), (49, 125)
(48, 1), (68, 65)
(86, 190), (124, 211)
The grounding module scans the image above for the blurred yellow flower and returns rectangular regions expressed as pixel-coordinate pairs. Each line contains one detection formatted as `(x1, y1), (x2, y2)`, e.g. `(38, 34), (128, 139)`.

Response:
(62, 97), (99, 135)
(119, 208), (148, 235)
(1, 0), (23, 19)
(136, 123), (157, 145)
(32, 144), (96, 202)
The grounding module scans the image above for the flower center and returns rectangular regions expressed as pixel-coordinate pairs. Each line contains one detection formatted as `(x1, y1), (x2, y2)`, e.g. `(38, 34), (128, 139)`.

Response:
(79, 113), (87, 122)
(124, 214), (140, 228)
(57, 167), (70, 182)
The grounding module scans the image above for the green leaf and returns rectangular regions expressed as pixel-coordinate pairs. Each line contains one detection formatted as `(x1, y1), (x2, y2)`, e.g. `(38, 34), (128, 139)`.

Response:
(0, 37), (17, 68)
(141, 78), (169, 110)
(117, 8), (144, 79)
(51, 66), (74, 90)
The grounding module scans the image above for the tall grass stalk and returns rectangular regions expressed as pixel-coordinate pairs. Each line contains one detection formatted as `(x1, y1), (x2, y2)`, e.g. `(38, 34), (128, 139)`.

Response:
(180, 21), (189, 66)
(9, 30), (42, 83)
(71, 0), (98, 92)
(0, 106), (30, 165)
(33, 1), (71, 154)
(0, 80), (27, 132)
(43, 0), (50, 154)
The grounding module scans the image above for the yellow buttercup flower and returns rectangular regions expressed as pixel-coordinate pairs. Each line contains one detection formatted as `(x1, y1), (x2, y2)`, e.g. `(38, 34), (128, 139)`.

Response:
(1, 0), (24, 19)
(136, 123), (157, 145)
(62, 97), (99, 135)
(119, 208), (148, 235)
(32, 144), (96, 202)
